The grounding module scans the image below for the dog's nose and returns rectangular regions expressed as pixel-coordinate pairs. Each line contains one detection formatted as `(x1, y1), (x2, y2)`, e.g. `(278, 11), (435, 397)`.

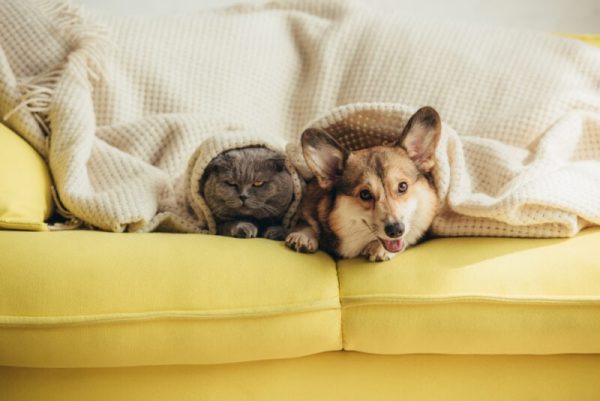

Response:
(384, 222), (404, 238)
(239, 195), (248, 202)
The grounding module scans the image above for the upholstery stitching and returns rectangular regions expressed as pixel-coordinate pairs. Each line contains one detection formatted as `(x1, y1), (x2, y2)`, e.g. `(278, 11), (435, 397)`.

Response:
(341, 294), (600, 306)
(0, 298), (341, 328)
(334, 260), (344, 351)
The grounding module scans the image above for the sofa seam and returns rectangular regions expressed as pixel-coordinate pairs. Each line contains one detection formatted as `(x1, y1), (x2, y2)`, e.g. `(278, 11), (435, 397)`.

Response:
(341, 294), (600, 307)
(0, 298), (341, 328)
(334, 261), (345, 351)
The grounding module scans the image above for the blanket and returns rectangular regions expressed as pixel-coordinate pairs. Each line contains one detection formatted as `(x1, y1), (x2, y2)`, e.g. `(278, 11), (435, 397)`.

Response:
(1, 0), (599, 237)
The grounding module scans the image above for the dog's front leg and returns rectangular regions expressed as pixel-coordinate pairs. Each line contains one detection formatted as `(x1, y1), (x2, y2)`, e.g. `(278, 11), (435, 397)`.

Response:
(285, 222), (319, 253)
(361, 240), (395, 262)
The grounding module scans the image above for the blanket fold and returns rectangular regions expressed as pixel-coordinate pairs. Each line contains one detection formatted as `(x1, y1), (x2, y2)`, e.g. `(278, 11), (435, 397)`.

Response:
(1, 0), (599, 237)
(144, 130), (304, 234)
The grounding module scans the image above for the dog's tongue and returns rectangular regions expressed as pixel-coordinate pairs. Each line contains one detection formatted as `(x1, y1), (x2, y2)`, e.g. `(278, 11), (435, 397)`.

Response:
(382, 239), (403, 253)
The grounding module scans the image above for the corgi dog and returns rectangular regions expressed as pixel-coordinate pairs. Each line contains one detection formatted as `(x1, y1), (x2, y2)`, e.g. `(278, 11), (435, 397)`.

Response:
(285, 107), (442, 262)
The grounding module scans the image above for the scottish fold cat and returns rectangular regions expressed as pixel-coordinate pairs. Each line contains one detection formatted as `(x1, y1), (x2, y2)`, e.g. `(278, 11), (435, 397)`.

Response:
(202, 147), (294, 240)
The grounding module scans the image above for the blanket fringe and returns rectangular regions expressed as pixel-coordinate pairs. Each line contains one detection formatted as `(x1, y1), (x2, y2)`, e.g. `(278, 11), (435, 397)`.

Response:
(48, 220), (84, 231)
(3, 70), (63, 135)
(3, 0), (111, 136)
(47, 185), (84, 231)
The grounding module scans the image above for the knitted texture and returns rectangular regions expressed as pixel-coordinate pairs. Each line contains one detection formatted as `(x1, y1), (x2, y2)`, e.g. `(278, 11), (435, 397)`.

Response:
(1, 0), (599, 236)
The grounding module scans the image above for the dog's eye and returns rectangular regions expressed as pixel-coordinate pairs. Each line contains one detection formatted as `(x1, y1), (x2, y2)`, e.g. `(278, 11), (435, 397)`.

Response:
(253, 181), (265, 187)
(359, 189), (373, 201)
(398, 182), (408, 193)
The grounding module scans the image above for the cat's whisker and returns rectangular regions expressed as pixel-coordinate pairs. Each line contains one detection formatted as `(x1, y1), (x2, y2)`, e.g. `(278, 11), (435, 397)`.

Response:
(260, 204), (279, 214)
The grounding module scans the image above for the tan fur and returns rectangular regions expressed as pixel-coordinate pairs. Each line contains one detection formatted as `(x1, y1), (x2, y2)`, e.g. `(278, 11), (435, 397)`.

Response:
(286, 107), (442, 261)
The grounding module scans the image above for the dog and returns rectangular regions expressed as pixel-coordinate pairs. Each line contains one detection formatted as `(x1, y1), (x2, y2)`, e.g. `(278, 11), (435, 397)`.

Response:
(285, 106), (442, 262)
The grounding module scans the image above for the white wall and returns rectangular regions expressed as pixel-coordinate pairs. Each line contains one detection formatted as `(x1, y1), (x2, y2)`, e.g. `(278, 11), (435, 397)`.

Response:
(75, 0), (599, 34)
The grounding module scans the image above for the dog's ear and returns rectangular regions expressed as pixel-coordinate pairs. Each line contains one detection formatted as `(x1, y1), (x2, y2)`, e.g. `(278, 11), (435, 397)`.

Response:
(397, 106), (441, 172)
(302, 128), (349, 190)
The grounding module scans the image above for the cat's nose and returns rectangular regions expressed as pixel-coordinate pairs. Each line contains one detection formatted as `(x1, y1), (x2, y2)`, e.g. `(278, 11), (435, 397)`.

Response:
(239, 195), (248, 202)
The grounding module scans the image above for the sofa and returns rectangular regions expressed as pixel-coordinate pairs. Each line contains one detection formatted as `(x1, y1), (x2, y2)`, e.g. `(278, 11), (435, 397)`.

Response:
(2, 36), (600, 401)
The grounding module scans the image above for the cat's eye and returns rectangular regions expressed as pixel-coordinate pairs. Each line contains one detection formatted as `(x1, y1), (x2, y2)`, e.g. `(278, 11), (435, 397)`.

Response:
(359, 189), (373, 201)
(253, 181), (265, 187)
(398, 181), (408, 193)
(224, 180), (236, 187)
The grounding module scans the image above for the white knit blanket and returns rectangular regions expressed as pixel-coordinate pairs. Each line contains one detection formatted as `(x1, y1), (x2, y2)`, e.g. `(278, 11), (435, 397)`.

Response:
(1, 0), (599, 237)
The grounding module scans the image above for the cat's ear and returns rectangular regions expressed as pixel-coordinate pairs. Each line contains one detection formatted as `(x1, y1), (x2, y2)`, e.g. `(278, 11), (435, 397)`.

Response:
(302, 128), (348, 190)
(266, 156), (287, 173)
(396, 106), (441, 172)
(206, 154), (230, 174)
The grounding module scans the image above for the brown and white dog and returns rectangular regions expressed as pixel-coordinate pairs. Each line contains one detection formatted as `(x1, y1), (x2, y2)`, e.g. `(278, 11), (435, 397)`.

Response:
(285, 107), (442, 262)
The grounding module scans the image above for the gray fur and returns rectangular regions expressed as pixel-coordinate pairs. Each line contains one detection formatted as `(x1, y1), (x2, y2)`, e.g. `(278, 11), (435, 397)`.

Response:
(202, 147), (294, 240)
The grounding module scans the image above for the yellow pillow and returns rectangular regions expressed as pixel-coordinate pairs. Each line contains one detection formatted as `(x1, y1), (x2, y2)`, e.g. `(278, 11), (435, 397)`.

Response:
(561, 34), (600, 48)
(0, 123), (52, 231)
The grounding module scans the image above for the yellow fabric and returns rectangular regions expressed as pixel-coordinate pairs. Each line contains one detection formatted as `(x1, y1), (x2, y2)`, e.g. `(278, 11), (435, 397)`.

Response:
(0, 231), (341, 367)
(561, 33), (600, 47)
(339, 228), (600, 355)
(0, 123), (52, 231)
(3, 230), (600, 368)
(2, 352), (600, 401)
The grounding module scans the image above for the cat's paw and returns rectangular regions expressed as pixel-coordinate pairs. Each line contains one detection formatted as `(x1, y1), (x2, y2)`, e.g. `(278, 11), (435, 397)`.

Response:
(263, 225), (287, 241)
(285, 232), (318, 253)
(223, 221), (258, 239)
(361, 240), (395, 262)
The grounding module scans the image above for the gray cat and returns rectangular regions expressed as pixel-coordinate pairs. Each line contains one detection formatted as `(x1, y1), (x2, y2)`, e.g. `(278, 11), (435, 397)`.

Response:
(202, 147), (294, 240)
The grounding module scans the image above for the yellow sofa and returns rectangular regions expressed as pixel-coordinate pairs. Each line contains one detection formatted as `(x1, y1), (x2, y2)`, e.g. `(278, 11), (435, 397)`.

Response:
(2, 228), (600, 400)
(2, 36), (600, 401)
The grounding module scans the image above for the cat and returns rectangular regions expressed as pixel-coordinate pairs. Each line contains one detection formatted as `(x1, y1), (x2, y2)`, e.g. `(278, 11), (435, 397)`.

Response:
(202, 147), (294, 240)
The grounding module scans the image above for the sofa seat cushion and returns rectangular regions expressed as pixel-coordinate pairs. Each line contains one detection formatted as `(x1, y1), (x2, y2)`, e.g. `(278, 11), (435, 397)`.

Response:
(3, 353), (600, 401)
(339, 228), (600, 355)
(0, 231), (341, 368)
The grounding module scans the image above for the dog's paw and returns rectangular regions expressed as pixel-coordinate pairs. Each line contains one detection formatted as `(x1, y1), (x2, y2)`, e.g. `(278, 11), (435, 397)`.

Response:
(263, 225), (287, 241)
(227, 221), (258, 239)
(361, 240), (395, 262)
(285, 232), (318, 253)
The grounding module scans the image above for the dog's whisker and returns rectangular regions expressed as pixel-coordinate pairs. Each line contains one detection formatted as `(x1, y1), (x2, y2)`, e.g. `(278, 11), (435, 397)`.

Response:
(361, 219), (379, 237)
